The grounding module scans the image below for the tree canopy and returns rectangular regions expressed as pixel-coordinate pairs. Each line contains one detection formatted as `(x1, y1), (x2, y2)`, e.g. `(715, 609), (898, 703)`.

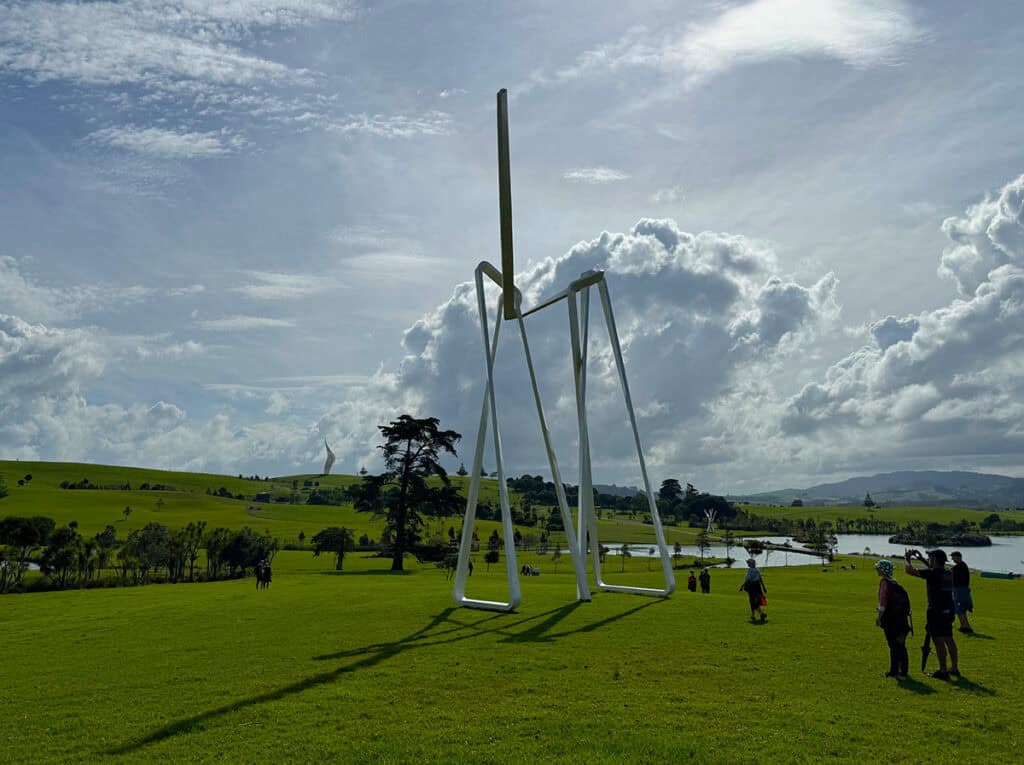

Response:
(359, 415), (461, 571)
(312, 527), (355, 570)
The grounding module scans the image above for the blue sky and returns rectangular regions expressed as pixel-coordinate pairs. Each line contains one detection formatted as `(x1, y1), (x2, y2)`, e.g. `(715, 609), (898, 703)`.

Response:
(2, 0), (1023, 491)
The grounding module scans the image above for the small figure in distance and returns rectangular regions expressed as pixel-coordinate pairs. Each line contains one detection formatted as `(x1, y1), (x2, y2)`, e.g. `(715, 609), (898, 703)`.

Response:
(255, 559), (265, 590)
(261, 559), (272, 590)
(699, 567), (710, 594)
(468, 559), (474, 577)
(904, 549), (959, 679)
(687, 570), (697, 592)
(950, 551), (974, 634)
(740, 558), (767, 623)
(874, 559), (911, 678)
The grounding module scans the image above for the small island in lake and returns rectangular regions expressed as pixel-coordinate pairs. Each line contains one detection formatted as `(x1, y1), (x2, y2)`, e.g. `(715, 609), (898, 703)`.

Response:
(888, 531), (992, 547)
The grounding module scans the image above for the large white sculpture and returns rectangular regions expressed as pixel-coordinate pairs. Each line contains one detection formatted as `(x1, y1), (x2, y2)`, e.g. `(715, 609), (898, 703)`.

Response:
(322, 439), (335, 475)
(453, 90), (675, 612)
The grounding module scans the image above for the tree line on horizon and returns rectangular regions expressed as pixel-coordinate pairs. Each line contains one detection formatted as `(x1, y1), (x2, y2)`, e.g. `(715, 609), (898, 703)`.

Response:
(0, 516), (279, 594)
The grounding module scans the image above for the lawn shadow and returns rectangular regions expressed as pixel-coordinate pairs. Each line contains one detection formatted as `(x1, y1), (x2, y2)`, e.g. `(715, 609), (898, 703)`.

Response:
(108, 597), (660, 755)
(318, 570), (412, 577)
(498, 598), (662, 643)
(896, 677), (937, 695)
(950, 676), (996, 696)
(495, 601), (583, 643)
(963, 632), (995, 640)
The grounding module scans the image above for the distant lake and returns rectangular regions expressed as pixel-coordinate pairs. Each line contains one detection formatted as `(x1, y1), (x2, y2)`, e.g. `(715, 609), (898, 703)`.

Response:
(594, 534), (1024, 574)
(833, 533), (1024, 574)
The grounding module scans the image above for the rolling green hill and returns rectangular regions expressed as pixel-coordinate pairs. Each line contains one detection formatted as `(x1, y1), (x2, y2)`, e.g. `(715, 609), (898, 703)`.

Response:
(0, 460), (702, 549)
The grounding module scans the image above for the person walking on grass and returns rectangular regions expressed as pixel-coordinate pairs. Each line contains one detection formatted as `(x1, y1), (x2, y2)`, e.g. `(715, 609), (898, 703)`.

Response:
(687, 570), (697, 592)
(740, 558), (767, 622)
(699, 567), (710, 594)
(904, 549), (959, 679)
(874, 559), (911, 678)
(950, 551), (974, 634)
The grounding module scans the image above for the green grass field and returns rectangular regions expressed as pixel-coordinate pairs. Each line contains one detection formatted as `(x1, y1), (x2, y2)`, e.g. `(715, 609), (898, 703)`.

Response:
(2, 550), (1021, 763)
(4, 462), (1023, 762)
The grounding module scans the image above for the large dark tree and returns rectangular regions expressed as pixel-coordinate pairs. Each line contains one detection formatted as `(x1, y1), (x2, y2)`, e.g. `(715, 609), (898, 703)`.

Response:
(658, 479), (683, 504)
(371, 415), (461, 571)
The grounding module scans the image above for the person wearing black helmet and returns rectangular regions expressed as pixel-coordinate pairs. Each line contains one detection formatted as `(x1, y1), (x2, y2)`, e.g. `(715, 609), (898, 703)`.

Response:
(904, 549), (959, 679)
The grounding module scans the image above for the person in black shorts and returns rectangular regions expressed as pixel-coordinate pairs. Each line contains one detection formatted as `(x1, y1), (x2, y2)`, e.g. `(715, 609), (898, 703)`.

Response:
(950, 551), (974, 633)
(904, 549), (959, 679)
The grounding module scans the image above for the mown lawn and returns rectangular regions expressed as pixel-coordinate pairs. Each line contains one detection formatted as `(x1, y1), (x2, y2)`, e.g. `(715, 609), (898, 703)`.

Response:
(2, 551), (1020, 763)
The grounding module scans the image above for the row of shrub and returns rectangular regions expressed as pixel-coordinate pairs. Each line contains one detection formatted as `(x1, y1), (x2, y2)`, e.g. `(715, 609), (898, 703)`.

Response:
(0, 515), (278, 594)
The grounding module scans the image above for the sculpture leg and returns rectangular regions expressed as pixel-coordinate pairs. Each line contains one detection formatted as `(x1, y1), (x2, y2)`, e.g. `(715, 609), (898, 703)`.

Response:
(514, 311), (591, 601)
(596, 279), (676, 595)
(453, 274), (521, 611)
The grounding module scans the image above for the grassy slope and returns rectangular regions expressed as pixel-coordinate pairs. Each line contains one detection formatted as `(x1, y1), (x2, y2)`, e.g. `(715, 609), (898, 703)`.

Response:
(740, 503), (1017, 525)
(0, 461), (527, 543)
(1, 552), (1020, 763)
(0, 461), (708, 548)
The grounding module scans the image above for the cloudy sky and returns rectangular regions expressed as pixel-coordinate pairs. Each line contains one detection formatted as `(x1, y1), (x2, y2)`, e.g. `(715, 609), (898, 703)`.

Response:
(2, 0), (1023, 492)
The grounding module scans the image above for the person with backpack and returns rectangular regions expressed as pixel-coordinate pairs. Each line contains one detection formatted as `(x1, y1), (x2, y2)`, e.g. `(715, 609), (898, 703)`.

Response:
(740, 558), (767, 622)
(875, 559), (911, 678)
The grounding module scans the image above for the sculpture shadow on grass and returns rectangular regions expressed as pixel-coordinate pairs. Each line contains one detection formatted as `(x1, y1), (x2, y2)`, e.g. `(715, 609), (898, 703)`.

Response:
(317, 569), (414, 576)
(107, 598), (664, 755)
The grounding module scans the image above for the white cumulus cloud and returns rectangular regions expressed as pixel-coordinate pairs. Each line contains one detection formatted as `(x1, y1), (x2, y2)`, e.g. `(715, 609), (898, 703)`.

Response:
(538, 0), (920, 92)
(85, 126), (240, 159)
(780, 174), (1024, 470)
(196, 315), (295, 331)
(563, 167), (630, 184)
(230, 271), (337, 300)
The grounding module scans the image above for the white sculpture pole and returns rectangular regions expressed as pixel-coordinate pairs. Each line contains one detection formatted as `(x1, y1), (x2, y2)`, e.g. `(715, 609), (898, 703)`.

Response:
(566, 272), (676, 596)
(453, 265), (520, 611)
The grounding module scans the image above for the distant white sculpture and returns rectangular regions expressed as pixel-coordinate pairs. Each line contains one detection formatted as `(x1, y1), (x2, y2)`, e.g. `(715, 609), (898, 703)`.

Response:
(323, 439), (335, 475)
(704, 507), (717, 533)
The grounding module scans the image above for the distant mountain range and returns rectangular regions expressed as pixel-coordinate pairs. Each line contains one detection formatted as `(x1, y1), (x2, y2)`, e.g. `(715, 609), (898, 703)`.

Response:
(733, 470), (1024, 509)
(594, 483), (641, 497)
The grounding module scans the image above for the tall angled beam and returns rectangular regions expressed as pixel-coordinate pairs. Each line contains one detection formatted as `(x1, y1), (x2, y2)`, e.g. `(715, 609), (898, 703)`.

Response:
(497, 88), (516, 320)
(453, 265), (520, 611)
